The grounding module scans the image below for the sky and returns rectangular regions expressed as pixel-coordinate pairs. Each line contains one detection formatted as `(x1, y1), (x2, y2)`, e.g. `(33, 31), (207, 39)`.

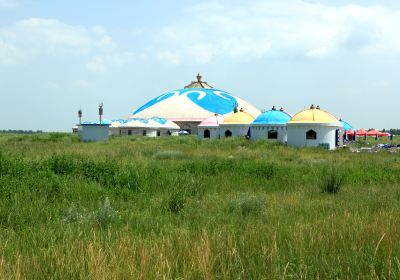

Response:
(1, 0), (400, 131)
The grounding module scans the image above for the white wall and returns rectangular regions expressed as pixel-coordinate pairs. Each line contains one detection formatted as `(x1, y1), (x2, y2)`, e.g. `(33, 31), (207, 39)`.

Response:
(79, 125), (110, 142)
(118, 127), (178, 137)
(219, 124), (250, 138)
(119, 128), (146, 136)
(145, 130), (157, 137)
(250, 125), (287, 142)
(287, 125), (340, 150)
(109, 127), (121, 136)
(197, 127), (220, 139)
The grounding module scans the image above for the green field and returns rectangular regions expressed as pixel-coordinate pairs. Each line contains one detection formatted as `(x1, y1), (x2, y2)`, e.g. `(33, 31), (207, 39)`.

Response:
(0, 133), (400, 279)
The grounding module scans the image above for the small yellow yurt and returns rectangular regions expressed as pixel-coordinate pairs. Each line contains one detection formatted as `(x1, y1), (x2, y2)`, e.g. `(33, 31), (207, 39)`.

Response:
(287, 105), (341, 150)
(219, 108), (255, 138)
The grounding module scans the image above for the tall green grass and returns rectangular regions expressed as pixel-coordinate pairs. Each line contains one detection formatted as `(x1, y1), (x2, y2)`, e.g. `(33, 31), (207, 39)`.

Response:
(0, 133), (399, 278)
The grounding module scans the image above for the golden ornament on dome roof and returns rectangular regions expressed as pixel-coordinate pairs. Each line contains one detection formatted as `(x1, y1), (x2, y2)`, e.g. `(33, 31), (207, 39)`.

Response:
(184, 73), (214, 89)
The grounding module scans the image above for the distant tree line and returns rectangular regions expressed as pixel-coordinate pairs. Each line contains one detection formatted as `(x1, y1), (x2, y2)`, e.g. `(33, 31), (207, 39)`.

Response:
(0, 130), (43, 134)
(381, 129), (400, 135)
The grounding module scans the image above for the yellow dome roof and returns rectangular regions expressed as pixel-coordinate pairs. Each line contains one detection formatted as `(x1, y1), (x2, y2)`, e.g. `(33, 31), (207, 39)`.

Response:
(222, 111), (255, 125)
(289, 106), (340, 124)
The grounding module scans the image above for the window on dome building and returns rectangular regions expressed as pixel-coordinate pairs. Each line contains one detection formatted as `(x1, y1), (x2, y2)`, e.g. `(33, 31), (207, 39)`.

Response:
(157, 130), (161, 137)
(268, 130), (278, 139)
(306, 129), (317, 140)
(142, 130), (147, 136)
(204, 129), (210, 138)
(128, 130), (132, 135)
(225, 130), (232, 137)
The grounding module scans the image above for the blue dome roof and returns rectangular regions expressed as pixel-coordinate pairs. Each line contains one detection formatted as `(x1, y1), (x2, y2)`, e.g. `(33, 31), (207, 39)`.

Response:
(252, 109), (292, 125)
(340, 120), (353, 130)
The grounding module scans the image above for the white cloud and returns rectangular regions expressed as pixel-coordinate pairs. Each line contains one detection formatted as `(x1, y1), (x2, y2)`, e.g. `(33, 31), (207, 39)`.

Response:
(156, 51), (181, 66)
(14, 18), (115, 53)
(151, 0), (400, 65)
(86, 52), (145, 73)
(306, 47), (331, 58)
(44, 81), (60, 89)
(0, 18), (117, 65)
(71, 79), (91, 90)
(87, 57), (107, 73)
(0, 0), (19, 8)
(0, 39), (23, 64)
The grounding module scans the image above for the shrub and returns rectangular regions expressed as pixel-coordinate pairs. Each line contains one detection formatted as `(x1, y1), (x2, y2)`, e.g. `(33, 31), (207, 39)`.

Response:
(319, 165), (345, 194)
(62, 204), (86, 223)
(94, 197), (118, 226)
(153, 150), (185, 160)
(0, 153), (30, 177)
(245, 161), (276, 179)
(48, 154), (77, 175)
(166, 192), (185, 214)
(114, 169), (143, 191)
(229, 197), (264, 216)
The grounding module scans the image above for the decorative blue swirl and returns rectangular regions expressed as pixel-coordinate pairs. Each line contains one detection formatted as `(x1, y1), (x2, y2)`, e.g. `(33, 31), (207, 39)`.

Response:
(133, 88), (238, 116)
(150, 117), (168, 125)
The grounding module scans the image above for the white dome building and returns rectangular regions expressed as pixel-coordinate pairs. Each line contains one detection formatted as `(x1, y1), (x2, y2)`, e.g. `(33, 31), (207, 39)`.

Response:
(119, 117), (180, 137)
(197, 114), (224, 139)
(251, 106), (292, 142)
(109, 119), (129, 136)
(219, 109), (255, 138)
(131, 74), (260, 134)
(287, 105), (342, 150)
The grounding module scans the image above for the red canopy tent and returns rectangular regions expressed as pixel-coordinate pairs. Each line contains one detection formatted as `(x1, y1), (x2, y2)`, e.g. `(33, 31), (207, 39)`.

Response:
(346, 129), (355, 136)
(356, 128), (367, 136)
(366, 129), (379, 136)
(378, 132), (391, 137)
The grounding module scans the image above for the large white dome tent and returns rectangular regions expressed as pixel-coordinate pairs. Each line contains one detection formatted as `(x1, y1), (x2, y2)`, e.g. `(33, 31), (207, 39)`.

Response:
(131, 74), (260, 134)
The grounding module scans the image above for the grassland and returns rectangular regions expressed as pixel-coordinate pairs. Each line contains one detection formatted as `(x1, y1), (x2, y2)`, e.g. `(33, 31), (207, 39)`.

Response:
(0, 133), (399, 279)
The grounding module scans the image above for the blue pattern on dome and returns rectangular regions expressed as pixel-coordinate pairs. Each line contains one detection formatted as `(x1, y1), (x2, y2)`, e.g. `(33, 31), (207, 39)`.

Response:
(133, 88), (238, 116)
(340, 120), (353, 130)
(112, 119), (129, 124)
(81, 120), (110, 125)
(131, 118), (150, 124)
(252, 110), (291, 125)
(150, 117), (168, 125)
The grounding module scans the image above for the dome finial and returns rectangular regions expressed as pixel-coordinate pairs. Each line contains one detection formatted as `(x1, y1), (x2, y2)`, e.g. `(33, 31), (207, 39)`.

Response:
(310, 104), (315, 109)
(280, 107), (284, 112)
(316, 105), (320, 110)
(184, 73), (213, 89)
(272, 105), (277, 111)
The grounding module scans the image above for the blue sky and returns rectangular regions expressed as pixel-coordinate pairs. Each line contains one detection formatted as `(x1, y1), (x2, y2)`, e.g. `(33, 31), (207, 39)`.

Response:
(0, 0), (399, 131)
